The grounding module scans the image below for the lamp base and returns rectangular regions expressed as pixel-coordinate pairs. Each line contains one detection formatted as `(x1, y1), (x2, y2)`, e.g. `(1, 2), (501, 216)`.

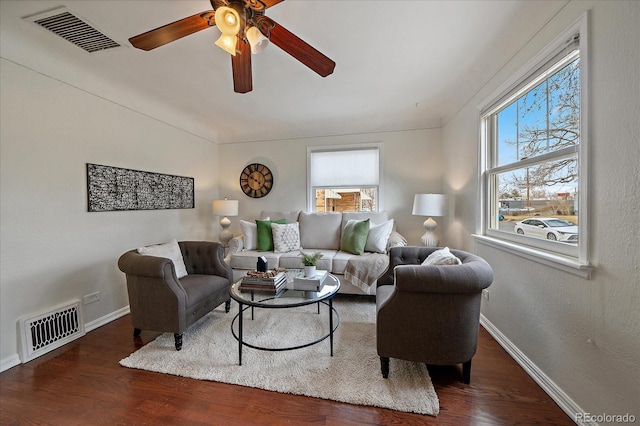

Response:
(218, 216), (232, 245)
(420, 217), (439, 247)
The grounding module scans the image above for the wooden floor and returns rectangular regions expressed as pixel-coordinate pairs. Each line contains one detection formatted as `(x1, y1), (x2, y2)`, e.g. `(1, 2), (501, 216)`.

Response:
(1, 296), (574, 425)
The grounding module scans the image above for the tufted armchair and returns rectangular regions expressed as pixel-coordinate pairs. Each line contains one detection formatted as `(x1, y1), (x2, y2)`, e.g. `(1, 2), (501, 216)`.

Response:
(118, 241), (232, 350)
(376, 246), (494, 383)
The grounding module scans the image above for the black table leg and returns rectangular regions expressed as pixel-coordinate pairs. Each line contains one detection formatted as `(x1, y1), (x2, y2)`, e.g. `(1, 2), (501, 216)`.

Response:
(250, 292), (255, 320)
(329, 297), (334, 356)
(238, 301), (243, 365)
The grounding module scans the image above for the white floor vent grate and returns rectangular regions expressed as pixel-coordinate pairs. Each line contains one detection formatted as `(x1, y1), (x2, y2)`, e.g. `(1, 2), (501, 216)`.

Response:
(19, 300), (85, 363)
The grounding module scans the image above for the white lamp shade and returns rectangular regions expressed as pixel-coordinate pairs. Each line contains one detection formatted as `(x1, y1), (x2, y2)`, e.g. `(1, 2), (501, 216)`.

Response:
(214, 6), (240, 35)
(212, 199), (238, 217)
(412, 194), (449, 217)
(215, 34), (237, 56)
(246, 26), (269, 54)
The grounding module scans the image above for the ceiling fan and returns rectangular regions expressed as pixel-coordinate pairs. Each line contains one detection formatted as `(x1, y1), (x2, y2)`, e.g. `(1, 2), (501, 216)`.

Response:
(129, 0), (335, 94)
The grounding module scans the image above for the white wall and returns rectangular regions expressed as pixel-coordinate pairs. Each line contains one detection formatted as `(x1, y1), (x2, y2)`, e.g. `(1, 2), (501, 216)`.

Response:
(218, 129), (443, 246)
(442, 1), (640, 421)
(0, 58), (221, 368)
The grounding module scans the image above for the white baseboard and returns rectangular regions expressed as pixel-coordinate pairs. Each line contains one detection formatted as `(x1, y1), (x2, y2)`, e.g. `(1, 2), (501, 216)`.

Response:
(1, 306), (131, 374)
(0, 354), (21, 373)
(480, 314), (594, 426)
(85, 306), (130, 332)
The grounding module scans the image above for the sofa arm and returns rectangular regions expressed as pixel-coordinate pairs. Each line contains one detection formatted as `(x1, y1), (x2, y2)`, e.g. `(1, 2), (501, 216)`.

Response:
(394, 260), (493, 294)
(118, 250), (177, 279)
(228, 235), (244, 255)
(387, 230), (407, 249)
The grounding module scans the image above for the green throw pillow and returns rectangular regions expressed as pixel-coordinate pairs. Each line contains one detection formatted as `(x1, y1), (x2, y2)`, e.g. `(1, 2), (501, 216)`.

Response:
(340, 219), (370, 255)
(256, 219), (286, 252)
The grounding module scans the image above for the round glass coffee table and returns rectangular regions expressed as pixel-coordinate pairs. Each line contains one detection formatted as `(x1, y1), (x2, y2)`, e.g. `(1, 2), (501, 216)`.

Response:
(229, 274), (340, 365)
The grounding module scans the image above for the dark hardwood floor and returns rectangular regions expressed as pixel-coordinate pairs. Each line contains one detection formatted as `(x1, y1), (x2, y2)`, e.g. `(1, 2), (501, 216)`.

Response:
(0, 296), (574, 425)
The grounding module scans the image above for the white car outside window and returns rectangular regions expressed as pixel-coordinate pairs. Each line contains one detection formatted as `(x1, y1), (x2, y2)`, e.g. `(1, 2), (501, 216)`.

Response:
(514, 218), (578, 243)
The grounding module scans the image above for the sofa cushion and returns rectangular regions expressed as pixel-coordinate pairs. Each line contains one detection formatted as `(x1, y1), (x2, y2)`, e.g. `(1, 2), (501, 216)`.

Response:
(299, 212), (342, 250)
(342, 211), (389, 227)
(256, 219), (286, 251)
(137, 239), (188, 279)
(271, 222), (301, 253)
(341, 219), (370, 255)
(260, 210), (301, 223)
(332, 251), (357, 274)
(229, 250), (283, 270)
(365, 219), (394, 253)
(278, 249), (337, 271)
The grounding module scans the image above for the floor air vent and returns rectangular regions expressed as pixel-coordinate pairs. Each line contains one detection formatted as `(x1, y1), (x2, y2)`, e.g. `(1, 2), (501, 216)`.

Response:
(19, 300), (85, 363)
(25, 7), (121, 53)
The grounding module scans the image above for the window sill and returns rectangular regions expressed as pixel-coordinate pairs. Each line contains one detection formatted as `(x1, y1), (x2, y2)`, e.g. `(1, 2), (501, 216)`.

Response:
(472, 234), (592, 279)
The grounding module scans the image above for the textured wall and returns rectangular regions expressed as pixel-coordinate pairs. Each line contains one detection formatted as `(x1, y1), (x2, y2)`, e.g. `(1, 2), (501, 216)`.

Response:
(219, 128), (443, 246)
(0, 59), (221, 366)
(442, 0), (640, 419)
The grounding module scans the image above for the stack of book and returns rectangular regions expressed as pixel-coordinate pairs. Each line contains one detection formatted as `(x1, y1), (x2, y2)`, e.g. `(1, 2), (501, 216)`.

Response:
(239, 270), (287, 294)
(290, 270), (328, 292)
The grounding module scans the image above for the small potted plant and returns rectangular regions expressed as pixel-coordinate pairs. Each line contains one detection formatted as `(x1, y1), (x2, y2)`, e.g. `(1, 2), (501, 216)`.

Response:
(299, 250), (323, 277)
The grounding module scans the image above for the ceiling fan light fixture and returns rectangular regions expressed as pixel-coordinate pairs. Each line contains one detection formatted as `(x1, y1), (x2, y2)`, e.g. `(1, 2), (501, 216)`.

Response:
(215, 34), (237, 56)
(215, 6), (240, 35)
(246, 26), (269, 54)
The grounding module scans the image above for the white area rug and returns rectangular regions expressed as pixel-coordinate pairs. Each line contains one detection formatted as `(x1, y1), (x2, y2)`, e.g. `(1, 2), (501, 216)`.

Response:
(120, 297), (439, 416)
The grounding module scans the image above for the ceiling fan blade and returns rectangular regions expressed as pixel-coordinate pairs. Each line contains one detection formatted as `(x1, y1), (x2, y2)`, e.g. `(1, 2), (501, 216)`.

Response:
(256, 16), (335, 77)
(129, 11), (215, 51)
(232, 39), (253, 93)
(261, 0), (285, 8)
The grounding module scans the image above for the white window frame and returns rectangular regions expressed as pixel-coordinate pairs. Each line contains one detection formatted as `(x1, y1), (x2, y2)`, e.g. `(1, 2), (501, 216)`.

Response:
(475, 13), (591, 279)
(307, 143), (383, 212)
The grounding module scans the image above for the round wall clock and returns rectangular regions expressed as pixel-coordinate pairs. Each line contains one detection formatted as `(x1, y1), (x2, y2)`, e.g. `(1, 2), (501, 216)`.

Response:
(240, 163), (273, 198)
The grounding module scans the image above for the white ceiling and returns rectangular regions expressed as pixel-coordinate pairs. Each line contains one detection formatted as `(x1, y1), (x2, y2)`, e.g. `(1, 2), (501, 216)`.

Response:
(0, 0), (568, 144)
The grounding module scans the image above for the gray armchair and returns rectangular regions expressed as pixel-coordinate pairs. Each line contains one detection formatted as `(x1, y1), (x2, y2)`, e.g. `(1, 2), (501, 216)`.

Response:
(376, 246), (494, 383)
(118, 241), (232, 350)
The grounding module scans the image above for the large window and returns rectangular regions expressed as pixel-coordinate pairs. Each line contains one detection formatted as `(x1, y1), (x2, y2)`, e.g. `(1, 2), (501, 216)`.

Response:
(478, 16), (589, 273)
(308, 146), (380, 212)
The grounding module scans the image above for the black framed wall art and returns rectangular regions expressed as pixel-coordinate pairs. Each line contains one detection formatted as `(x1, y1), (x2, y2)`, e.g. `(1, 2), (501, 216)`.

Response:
(86, 163), (194, 212)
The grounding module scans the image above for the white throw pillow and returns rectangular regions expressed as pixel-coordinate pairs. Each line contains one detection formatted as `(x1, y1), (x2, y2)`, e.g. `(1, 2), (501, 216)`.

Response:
(421, 247), (462, 266)
(365, 219), (394, 253)
(137, 239), (188, 278)
(271, 222), (301, 253)
(240, 217), (269, 250)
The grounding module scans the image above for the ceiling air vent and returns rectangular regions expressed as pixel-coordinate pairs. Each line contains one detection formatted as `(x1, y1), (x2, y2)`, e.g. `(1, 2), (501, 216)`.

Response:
(25, 7), (121, 53)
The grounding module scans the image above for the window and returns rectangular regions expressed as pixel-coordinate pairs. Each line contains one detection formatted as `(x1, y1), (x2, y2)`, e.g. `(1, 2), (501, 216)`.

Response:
(308, 145), (381, 212)
(478, 16), (589, 273)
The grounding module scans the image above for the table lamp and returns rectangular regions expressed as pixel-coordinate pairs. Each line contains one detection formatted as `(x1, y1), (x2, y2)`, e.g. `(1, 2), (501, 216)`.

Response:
(412, 194), (448, 247)
(212, 198), (238, 245)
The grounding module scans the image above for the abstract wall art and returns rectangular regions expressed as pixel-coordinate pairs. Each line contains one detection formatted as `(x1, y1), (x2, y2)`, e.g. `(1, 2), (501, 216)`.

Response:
(86, 163), (194, 212)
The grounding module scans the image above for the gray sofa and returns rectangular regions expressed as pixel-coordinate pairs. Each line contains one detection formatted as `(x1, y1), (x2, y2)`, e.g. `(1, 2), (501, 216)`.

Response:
(227, 211), (407, 295)
(118, 241), (232, 350)
(376, 246), (494, 383)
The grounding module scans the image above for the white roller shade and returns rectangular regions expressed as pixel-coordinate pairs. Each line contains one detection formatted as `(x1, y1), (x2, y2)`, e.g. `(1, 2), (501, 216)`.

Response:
(310, 148), (379, 187)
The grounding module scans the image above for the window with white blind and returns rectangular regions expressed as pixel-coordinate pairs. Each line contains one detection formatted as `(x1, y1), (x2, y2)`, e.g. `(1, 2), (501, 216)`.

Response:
(308, 145), (381, 212)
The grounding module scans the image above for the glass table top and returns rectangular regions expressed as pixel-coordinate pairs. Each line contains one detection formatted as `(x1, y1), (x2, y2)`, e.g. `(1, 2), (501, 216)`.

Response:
(229, 272), (340, 308)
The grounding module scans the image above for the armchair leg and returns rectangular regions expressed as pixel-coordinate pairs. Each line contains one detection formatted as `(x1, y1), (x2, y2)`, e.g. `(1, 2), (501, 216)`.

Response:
(133, 328), (141, 337)
(462, 359), (472, 384)
(225, 299), (231, 313)
(380, 356), (390, 379)
(174, 333), (183, 351)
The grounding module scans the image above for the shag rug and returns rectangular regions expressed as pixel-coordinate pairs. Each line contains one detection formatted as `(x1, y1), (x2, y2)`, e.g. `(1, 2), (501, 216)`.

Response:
(120, 297), (439, 416)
